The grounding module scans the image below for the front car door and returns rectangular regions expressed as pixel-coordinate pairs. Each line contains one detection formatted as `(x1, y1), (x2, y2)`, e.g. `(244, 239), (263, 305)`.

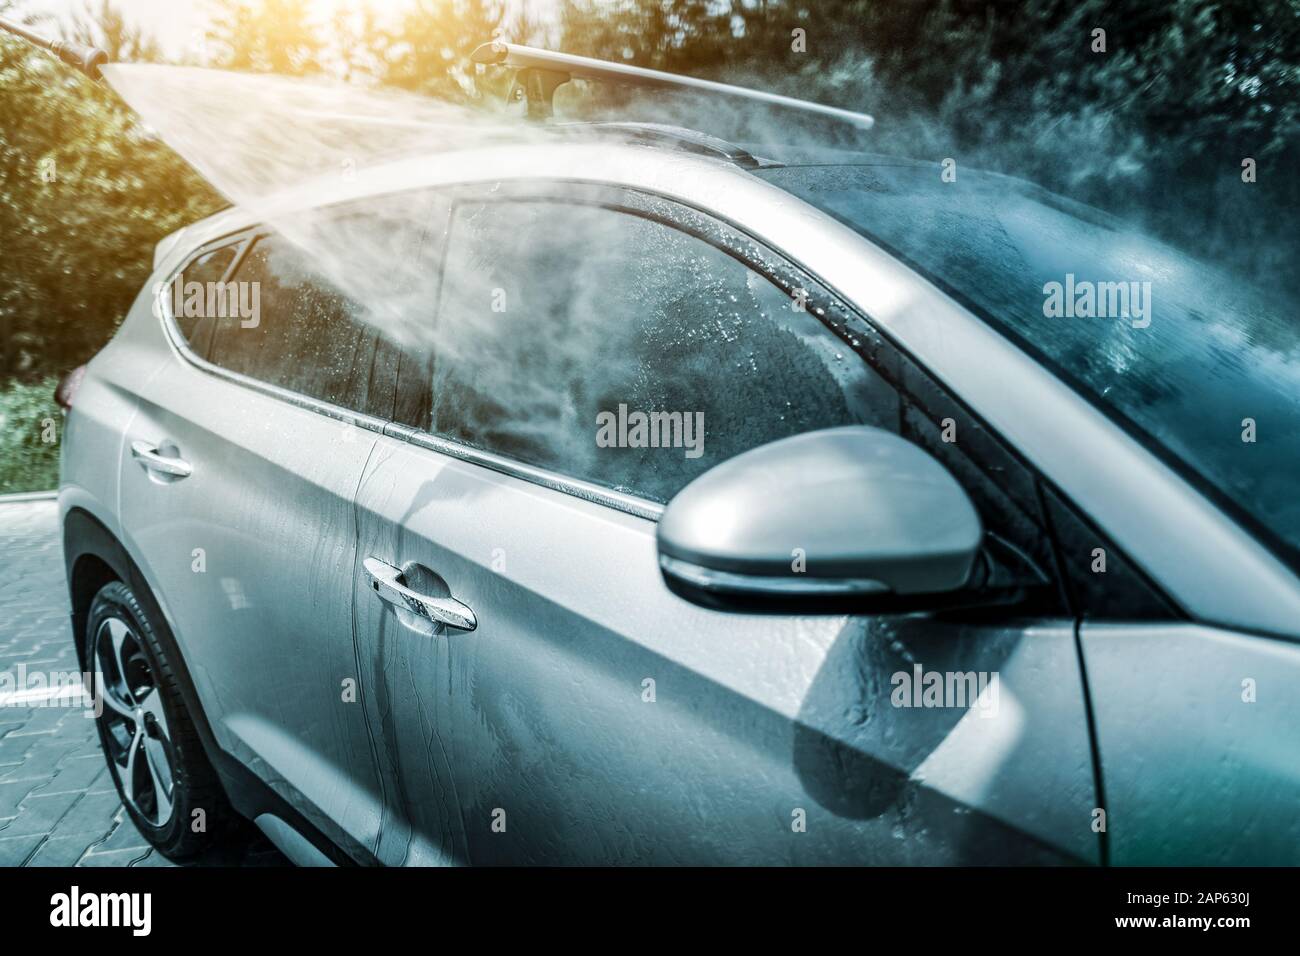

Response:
(351, 181), (1101, 865)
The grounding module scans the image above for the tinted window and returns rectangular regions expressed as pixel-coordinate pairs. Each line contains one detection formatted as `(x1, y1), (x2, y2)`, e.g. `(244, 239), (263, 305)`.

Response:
(170, 245), (237, 357)
(762, 163), (1300, 572)
(209, 234), (375, 410)
(414, 199), (901, 504)
(205, 192), (447, 415)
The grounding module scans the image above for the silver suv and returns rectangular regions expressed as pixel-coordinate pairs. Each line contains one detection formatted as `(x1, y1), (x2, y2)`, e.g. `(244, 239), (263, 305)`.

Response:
(58, 124), (1300, 866)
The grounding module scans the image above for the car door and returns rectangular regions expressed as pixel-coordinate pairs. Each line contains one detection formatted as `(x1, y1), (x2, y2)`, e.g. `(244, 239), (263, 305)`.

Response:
(351, 182), (1100, 865)
(118, 197), (436, 862)
(1080, 620), (1300, 865)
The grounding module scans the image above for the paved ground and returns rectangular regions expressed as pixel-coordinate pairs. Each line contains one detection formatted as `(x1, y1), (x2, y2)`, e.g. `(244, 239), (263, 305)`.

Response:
(0, 496), (287, 867)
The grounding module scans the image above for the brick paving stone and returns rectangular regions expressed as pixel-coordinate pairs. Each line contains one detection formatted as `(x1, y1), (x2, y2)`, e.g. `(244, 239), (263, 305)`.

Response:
(0, 832), (44, 866)
(25, 834), (94, 867)
(77, 848), (152, 867)
(0, 788), (85, 837)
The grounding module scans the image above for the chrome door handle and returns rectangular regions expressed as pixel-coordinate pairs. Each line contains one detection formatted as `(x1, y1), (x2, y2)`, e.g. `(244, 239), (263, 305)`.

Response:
(363, 557), (477, 632)
(130, 440), (192, 478)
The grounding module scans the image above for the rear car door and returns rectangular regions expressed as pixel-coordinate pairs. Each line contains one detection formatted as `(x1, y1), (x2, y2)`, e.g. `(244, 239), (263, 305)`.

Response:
(118, 195), (439, 861)
(352, 182), (1100, 865)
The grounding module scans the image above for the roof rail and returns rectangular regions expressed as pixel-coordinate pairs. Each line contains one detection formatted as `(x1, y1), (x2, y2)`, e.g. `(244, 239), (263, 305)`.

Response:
(471, 41), (874, 130)
(553, 122), (766, 168)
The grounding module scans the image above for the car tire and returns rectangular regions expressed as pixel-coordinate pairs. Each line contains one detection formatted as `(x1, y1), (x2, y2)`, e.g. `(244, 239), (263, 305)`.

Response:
(85, 580), (238, 859)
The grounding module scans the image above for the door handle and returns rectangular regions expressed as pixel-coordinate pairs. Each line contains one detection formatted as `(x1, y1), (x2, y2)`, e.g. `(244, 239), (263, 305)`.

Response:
(363, 557), (477, 632)
(130, 440), (193, 478)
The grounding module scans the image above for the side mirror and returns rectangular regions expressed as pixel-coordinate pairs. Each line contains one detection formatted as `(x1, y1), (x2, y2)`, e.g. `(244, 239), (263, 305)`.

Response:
(656, 426), (984, 613)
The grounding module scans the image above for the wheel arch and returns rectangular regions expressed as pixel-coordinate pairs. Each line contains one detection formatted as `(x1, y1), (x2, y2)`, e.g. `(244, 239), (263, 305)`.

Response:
(61, 506), (364, 865)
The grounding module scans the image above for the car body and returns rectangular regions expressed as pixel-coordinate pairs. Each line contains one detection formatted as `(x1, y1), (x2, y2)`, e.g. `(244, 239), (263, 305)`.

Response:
(59, 128), (1300, 865)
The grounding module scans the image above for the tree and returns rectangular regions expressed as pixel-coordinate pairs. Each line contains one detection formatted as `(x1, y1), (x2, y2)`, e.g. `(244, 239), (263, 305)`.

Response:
(70, 0), (164, 64)
(206, 0), (327, 76)
(0, 0), (219, 377)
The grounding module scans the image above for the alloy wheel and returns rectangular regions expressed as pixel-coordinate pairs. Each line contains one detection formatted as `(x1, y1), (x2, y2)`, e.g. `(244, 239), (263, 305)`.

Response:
(92, 616), (176, 828)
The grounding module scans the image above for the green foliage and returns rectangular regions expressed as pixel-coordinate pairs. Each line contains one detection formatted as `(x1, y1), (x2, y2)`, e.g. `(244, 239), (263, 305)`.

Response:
(0, 375), (60, 493)
(202, 0), (519, 102)
(360, 0), (517, 102)
(71, 0), (164, 63)
(206, 0), (327, 76)
(0, 2), (222, 380)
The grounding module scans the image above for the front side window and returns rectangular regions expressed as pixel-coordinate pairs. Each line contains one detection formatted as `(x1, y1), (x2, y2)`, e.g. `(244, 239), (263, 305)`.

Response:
(411, 197), (902, 504)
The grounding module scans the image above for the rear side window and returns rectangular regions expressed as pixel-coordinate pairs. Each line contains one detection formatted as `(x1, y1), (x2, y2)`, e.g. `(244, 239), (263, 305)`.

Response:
(170, 245), (237, 357)
(407, 198), (901, 504)
(209, 234), (375, 410)
(206, 193), (447, 416)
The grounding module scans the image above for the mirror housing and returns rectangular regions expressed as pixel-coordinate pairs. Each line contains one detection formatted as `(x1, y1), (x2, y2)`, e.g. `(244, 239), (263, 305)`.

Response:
(656, 427), (985, 613)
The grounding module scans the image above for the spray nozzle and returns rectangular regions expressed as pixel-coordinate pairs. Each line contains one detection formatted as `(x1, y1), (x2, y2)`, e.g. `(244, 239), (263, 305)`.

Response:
(50, 38), (109, 80)
(0, 17), (110, 81)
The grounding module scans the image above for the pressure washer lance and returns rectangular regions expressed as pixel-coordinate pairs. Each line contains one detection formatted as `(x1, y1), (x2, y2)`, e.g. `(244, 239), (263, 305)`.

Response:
(0, 16), (108, 80)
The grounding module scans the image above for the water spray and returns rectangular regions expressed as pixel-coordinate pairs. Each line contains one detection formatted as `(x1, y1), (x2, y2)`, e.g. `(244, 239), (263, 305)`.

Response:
(0, 16), (109, 80)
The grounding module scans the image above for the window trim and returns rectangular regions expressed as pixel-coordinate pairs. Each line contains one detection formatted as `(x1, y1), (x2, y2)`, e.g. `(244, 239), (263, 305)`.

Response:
(385, 422), (665, 522)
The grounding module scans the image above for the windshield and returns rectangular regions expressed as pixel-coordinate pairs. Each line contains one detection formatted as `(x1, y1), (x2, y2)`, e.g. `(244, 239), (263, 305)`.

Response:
(759, 163), (1300, 572)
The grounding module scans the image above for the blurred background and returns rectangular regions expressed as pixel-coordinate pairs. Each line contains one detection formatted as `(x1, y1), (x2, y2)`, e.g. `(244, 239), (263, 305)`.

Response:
(1, 0), (1296, 493)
